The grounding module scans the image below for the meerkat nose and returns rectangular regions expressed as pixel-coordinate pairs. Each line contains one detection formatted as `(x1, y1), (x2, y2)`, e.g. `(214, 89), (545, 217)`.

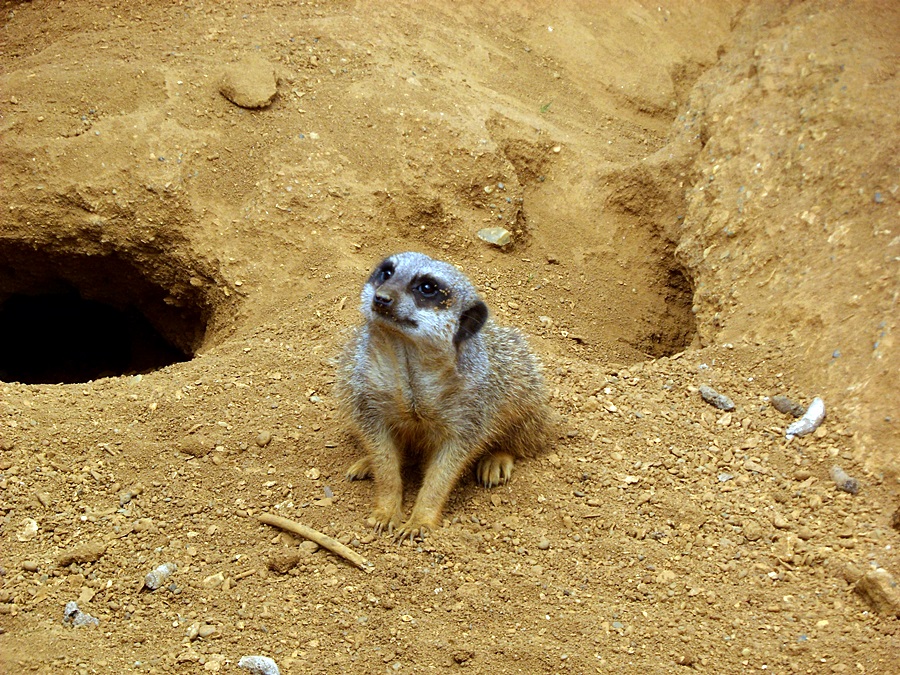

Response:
(373, 291), (394, 309)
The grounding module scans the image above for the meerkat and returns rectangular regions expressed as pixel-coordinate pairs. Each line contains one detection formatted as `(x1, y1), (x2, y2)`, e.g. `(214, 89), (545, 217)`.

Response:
(335, 251), (548, 540)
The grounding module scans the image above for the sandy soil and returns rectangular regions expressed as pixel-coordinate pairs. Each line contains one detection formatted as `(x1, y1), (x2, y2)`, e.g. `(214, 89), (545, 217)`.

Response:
(1, 1), (898, 673)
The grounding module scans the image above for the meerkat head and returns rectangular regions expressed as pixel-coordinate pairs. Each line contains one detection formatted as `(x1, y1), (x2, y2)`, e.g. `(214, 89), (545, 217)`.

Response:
(360, 252), (488, 349)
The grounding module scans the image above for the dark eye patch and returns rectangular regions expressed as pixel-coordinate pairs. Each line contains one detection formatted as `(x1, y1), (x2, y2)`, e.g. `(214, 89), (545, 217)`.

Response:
(368, 259), (395, 286)
(411, 275), (451, 309)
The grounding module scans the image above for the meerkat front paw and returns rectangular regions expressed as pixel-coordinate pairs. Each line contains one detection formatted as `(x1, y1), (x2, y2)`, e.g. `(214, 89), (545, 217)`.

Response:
(346, 456), (373, 481)
(476, 452), (515, 487)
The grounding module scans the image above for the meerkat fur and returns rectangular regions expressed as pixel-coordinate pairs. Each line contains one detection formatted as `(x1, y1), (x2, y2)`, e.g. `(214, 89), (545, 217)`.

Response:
(335, 251), (548, 540)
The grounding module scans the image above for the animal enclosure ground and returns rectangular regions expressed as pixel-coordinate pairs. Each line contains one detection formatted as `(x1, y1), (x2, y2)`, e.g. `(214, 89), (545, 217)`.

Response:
(1, 1), (898, 673)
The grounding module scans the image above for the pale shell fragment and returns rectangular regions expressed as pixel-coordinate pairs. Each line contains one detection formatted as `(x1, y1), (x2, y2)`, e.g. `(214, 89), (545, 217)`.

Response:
(785, 397), (825, 439)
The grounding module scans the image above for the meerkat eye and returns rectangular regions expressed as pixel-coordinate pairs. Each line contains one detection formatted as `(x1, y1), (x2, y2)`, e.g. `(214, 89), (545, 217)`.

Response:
(378, 265), (394, 282)
(417, 280), (439, 297)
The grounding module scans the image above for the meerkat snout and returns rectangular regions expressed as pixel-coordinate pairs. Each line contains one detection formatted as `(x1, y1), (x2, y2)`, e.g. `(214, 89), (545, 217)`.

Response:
(372, 290), (394, 314)
(336, 251), (549, 541)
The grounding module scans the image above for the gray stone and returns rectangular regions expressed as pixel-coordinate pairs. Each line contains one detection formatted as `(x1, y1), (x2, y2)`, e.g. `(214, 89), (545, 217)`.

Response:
(699, 385), (735, 411)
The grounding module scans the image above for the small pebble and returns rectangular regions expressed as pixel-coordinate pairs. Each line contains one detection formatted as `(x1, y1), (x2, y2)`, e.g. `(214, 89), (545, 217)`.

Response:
(119, 485), (143, 506)
(238, 655), (280, 675)
(743, 521), (763, 542)
(477, 227), (512, 247)
(256, 431), (272, 448)
(797, 526), (814, 540)
(771, 395), (805, 418)
(16, 517), (38, 542)
(144, 562), (177, 590)
(202, 571), (225, 589)
(22, 561), (40, 573)
(298, 540), (320, 556)
(829, 465), (859, 495)
(677, 653), (696, 667)
(772, 514), (790, 529)
(268, 552), (301, 574)
(698, 385), (735, 411)
(537, 538), (551, 550)
(63, 601), (99, 628)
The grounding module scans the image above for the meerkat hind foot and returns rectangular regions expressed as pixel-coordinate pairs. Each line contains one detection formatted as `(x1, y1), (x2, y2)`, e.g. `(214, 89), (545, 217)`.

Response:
(477, 452), (515, 488)
(346, 456), (373, 481)
(369, 506), (402, 535)
(394, 515), (435, 542)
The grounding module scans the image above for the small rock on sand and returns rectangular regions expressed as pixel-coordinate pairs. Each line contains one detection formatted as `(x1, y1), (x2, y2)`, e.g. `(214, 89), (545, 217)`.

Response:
(58, 541), (106, 567)
(144, 562), (178, 590)
(477, 227), (512, 247)
(771, 395), (805, 417)
(854, 568), (900, 617)
(63, 601), (99, 628)
(699, 385), (735, 411)
(220, 57), (277, 109)
(829, 466), (859, 495)
(238, 655), (280, 675)
(179, 434), (212, 457)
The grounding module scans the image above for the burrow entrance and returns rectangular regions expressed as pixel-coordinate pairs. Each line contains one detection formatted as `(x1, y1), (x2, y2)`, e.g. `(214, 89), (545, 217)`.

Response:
(0, 240), (219, 385)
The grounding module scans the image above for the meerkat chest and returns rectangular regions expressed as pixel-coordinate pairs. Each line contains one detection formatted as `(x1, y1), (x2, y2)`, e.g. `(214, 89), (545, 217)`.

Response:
(365, 338), (461, 423)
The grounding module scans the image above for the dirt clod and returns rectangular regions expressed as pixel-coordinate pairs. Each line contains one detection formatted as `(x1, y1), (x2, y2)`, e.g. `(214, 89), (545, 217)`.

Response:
(57, 542), (106, 567)
(854, 568), (900, 617)
(179, 435), (212, 457)
(220, 57), (277, 109)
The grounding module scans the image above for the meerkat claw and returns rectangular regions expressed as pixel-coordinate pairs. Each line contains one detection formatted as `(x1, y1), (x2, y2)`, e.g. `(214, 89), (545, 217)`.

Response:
(369, 507), (400, 535)
(394, 522), (428, 543)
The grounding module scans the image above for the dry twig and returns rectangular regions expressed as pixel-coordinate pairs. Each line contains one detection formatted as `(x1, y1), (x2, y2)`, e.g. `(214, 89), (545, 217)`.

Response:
(257, 512), (373, 573)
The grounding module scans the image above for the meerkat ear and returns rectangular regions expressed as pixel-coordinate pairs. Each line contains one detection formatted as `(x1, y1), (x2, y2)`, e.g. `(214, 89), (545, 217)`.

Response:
(454, 301), (488, 347)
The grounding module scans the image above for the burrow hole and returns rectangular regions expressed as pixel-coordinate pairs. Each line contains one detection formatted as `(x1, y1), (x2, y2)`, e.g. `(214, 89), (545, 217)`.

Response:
(0, 242), (216, 385)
